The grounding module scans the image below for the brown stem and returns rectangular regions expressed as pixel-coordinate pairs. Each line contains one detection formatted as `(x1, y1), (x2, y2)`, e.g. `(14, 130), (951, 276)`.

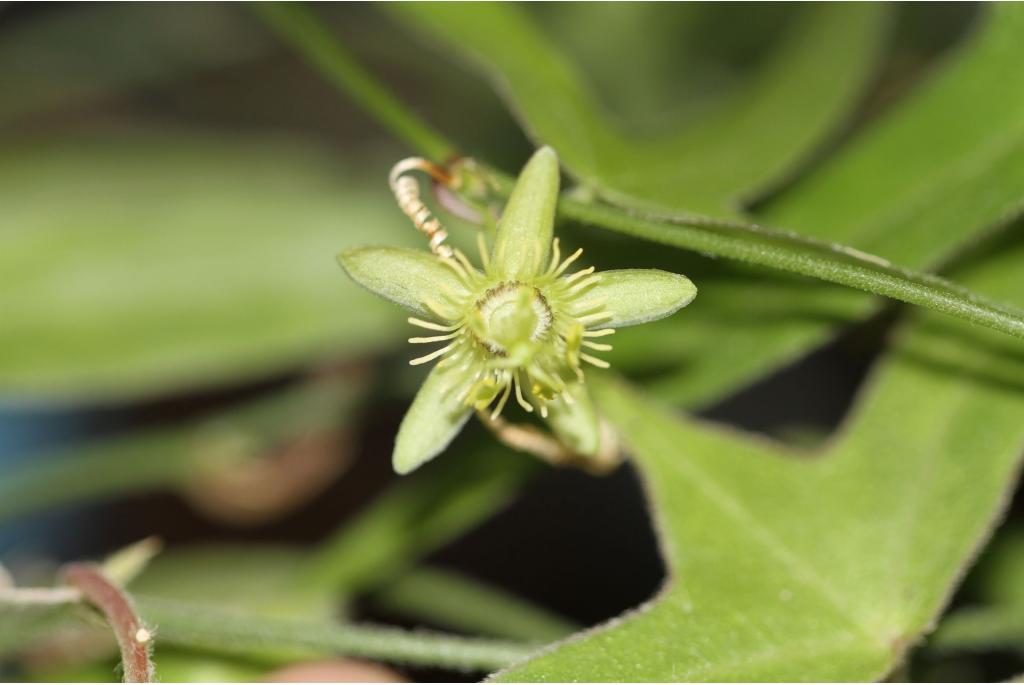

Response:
(476, 411), (622, 475)
(60, 563), (153, 683)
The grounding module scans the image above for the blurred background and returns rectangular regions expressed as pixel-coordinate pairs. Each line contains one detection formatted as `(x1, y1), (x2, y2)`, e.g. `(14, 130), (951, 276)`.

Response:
(2, 2), (1018, 682)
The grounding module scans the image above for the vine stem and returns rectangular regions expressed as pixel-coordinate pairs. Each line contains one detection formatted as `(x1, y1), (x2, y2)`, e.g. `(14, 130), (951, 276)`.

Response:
(136, 596), (536, 672)
(251, 2), (458, 162)
(248, 2), (1024, 343)
(60, 564), (154, 684)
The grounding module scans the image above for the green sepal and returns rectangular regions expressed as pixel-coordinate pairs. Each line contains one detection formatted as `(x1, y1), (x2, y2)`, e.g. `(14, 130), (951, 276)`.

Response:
(393, 364), (473, 474)
(339, 246), (468, 319)
(580, 269), (697, 327)
(492, 147), (560, 280)
(541, 381), (601, 457)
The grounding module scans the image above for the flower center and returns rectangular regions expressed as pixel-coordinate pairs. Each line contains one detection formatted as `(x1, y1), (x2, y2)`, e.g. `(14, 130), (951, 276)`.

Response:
(475, 282), (552, 356)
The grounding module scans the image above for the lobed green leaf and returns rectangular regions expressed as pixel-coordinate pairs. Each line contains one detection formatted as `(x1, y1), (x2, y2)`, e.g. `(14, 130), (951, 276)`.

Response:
(496, 238), (1024, 681)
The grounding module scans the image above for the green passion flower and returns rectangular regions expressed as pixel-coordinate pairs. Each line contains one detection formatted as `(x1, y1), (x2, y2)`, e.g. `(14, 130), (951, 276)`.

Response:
(340, 147), (696, 474)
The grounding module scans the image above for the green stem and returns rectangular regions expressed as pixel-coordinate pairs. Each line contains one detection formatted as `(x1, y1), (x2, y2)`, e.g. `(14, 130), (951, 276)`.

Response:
(559, 199), (1024, 340)
(137, 596), (536, 672)
(249, 2), (1024, 341)
(371, 566), (579, 642)
(303, 442), (538, 595)
(251, 2), (457, 161)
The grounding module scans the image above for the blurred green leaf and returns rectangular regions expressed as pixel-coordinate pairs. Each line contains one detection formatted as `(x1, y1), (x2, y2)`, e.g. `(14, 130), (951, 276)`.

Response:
(930, 607), (1024, 655)
(497, 239), (1024, 680)
(558, 198), (1024, 341)
(131, 545), (332, 621)
(0, 593), (536, 673)
(613, 4), (1024, 406)
(0, 4), (266, 126)
(392, 3), (887, 217)
(136, 595), (537, 672)
(303, 440), (539, 595)
(930, 528), (1024, 655)
(0, 133), (414, 401)
(254, 4), (1024, 361)
(388, 4), (1024, 409)
(371, 566), (578, 643)
(0, 377), (362, 524)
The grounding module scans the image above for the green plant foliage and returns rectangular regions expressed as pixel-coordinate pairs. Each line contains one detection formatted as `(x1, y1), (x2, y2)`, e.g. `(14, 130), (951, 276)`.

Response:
(395, 3), (1024, 410)
(496, 238), (1024, 681)
(371, 566), (579, 643)
(131, 545), (333, 621)
(8, 4), (1024, 682)
(342, 147), (698, 473)
(391, 3), (887, 218)
(0, 4), (267, 127)
(0, 378), (361, 524)
(136, 596), (536, 672)
(0, 133), (413, 401)
(638, 3), (1024, 406)
(929, 528), (1024, 655)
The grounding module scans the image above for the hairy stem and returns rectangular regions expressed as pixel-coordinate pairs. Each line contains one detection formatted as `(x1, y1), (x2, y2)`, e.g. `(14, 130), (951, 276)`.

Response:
(137, 596), (535, 672)
(559, 199), (1024, 340)
(60, 564), (153, 684)
(253, 3), (1024, 343)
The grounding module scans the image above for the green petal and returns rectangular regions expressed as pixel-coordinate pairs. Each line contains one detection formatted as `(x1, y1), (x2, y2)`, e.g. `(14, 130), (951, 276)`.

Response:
(543, 381), (601, 457)
(393, 364), (473, 474)
(339, 246), (468, 318)
(493, 147), (560, 280)
(581, 269), (697, 327)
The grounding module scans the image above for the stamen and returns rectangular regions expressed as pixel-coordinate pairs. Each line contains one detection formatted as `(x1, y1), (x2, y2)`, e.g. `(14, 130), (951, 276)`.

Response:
(553, 248), (583, 277)
(513, 372), (534, 413)
(564, 266), (596, 285)
(438, 284), (464, 303)
(580, 353), (610, 369)
(409, 332), (460, 344)
(490, 380), (513, 420)
(577, 311), (614, 325)
(410, 342), (457, 366)
(570, 296), (608, 316)
(476, 233), (490, 271)
(423, 297), (458, 321)
(441, 255), (470, 281)
(529, 363), (566, 394)
(583, 341), (613, 352)
(546, 238), (562, 275)
(408, 317), (458, 332)
(583, 328), (616, 338)
(453, 249), (480, 280)
(567, 275), (601, 294)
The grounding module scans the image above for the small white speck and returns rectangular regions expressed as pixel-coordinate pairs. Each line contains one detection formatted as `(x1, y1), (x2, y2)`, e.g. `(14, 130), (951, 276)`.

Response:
(135, 628), (151, 643)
